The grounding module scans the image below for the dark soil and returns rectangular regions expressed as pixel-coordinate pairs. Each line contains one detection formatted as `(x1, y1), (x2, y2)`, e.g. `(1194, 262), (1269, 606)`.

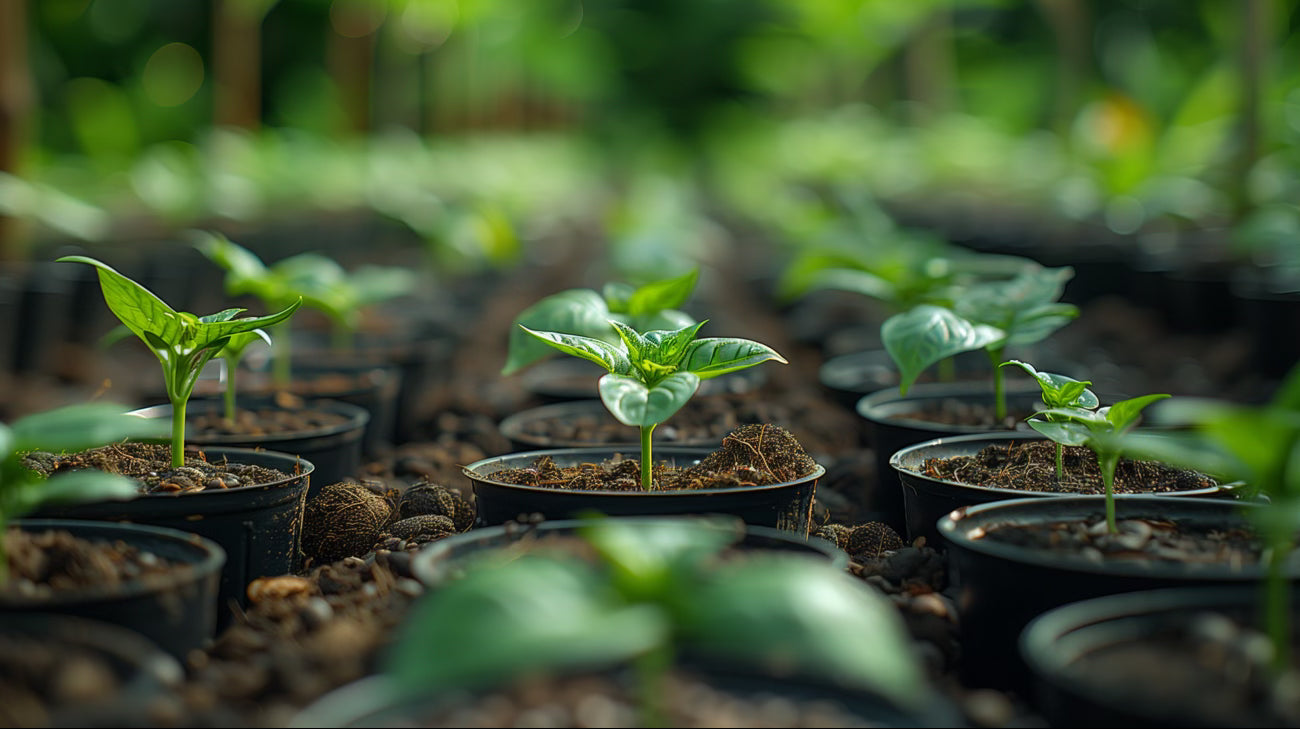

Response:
(2, 528), (186, 600)
(21, 442), (298, 494)
(0, 629), (134, 727)
(489, 424), (818, 492)
(982, 514), (1263, 568)
(188, 407), (351, 437)
(922, 440), (1218, 494)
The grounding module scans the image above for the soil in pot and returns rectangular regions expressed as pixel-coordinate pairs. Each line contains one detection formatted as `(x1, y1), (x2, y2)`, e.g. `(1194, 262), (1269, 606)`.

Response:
(3, 527), (193, 598)
(23, 442), (296, 494)
(922, 439), (1218, 495)
(490, 423), (817, 492)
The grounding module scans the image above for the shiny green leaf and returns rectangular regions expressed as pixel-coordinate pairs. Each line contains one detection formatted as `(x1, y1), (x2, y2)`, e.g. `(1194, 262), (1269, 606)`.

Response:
(521, 327), (630, 375)
(599, 372), (700, 427)
(626, 268), (698, 317)
(882, 305), (1004, 394)
(678, 337), (787, 379)
(503, 289), (615, 375)
(10, 403), (169, 453)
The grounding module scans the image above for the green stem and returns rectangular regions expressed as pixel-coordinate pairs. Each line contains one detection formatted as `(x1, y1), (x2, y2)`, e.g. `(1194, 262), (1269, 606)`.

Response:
(1055, 442), (1064, 481)
(641, 424), (656, 491)
(1264, 523), (1294, 675)
(224, 359), (238, 423)
(1098, 450), (1118, 534)
(634, 642), (673, 728)
(272, 323), (292, 389)
(171, 397), (187, 469)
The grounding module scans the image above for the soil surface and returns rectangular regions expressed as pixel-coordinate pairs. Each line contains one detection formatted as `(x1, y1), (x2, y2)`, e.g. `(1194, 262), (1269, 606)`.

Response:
(2, 528), (186, 600)
(981, 515), (1263, 568)
(489, 424), (818, 491)
(921, 440), (1218, 494)
(22, 442), (298, 494)
(188, 407), (352, 438)
(0, 629), (135, 727)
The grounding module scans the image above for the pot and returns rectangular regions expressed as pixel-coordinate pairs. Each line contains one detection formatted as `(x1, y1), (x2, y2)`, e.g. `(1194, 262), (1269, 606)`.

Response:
(1021, 585), (1298, 728)
(131, 399), (368, 497)
(2, 519), (225, 658)
(32, 447), (314, 621)
(890, 432), (1232, 544)
(412, 516), (849, 587)
(938, 495), (1272, 692)
(818, 348), (989, 412)
(464, 447), (824, 536)
(856, 380), (1044, 534)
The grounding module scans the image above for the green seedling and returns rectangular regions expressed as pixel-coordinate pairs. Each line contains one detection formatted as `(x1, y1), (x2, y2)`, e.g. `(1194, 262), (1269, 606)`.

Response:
(194, 232), (417, 382)
(217, 329), (272, 423)
(1028, 392), (1170, 535)
(385, 517), (930, 721)
(883, 265), (1078, 420)
(522, 319), (785, 490)
(0, 403), (169, 582)
(1127, 362), (1300, 675)
(1000, 359), (1100, 478)
(58, 255), (300, 468)
(502, 268), (698, 376)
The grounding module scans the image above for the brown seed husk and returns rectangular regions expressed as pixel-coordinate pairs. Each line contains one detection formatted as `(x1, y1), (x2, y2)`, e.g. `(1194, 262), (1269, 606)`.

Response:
(397, 483), (474, 532)
(384, 515), (456, 543)
(845, 523), (904, 558)
(302, 483), (394, 564)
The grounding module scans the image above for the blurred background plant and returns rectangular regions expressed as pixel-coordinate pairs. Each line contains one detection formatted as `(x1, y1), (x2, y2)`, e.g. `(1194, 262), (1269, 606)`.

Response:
(0, 0), (1294, 279)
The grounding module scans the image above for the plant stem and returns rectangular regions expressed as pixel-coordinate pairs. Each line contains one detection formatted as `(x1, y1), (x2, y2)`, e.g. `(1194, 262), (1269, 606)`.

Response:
(1264, 526), (1294, 675)
(1055, 442), (1064, 480)
(641, 424), (656, 491)
(634, 642), (672, 728)
(171, 397), (187, 469)
(224, 360), (238, 423)
(1098, 450), (1118, 534)
(272, 323), (292, 389)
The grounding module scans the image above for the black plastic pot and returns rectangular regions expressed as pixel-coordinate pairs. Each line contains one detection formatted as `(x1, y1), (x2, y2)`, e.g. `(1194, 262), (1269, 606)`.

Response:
(856, 380), (1043, 534)
(519, 358), (766, 403)
(33, 447), (314, 621)
(1021, 586), (1295, 728)
(890, 432), (1231, 545)
(2, 519), (225, 658)
(938, 495), (1270, 692)
(464, 447), (825, 535)
(287, 361), (402, 456)
(497, 400), (725, 452)
(412, 516), (849, 587)
(0, 613), (185, 726)
(131, 399), (367, 496)
(818, 349), (989, 412)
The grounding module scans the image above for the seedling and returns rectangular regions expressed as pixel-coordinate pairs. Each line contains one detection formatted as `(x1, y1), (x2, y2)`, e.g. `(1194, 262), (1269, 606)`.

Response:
(1027, 392), (1170, 535)
(883, 265), (1078, 420)
(194, 232), (417, 382)
(502, 268), (698, 376)
(1129, 362), (1300, 674)
(385, 518), (930, 719)
(216, 329), (272, 423)
(521, 319), (785, 490)
(58, 255), (300, 468)
(0, 403), (169, 582)
(1000, 359), (1100, 478)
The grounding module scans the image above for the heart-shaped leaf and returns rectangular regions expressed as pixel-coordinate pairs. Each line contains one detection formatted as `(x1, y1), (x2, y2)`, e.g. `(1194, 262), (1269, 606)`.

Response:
(678, 337), (787, 379)
(503, 289), (615, 375)
(882, 305), (1004, 394)
(521, 327), (630, 375)
(599, 372), (700, 427)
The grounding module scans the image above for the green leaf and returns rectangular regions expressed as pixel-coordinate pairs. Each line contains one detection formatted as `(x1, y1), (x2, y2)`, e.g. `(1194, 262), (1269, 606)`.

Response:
(199, 308), (245, 324)
(882, 305), (1004, 394)
(220, 329), (272, 360)
(191, 231), (267, 286)
(599, 372), (700, 427)
(803, 267), (900, 303)
(678, 337), (788, 380)
(18, 471), (140, 512)
(1027, 419), (1093, 447)
(0, 423), (12, 460)
(609, 319), (654, 364)
(602, 282), (637, 312)
(1000, 360), (1098, 409)
(58, 255), (188, 348)
(347, 266), (419, 309)
(503, 289), (615, 375)
(580, 516), (740, 600)
(521, 327), (630, 375)
(635, 308), (696, 333)
(954, 267), (1078, 346)
(384, 556), (668, 696)
(1105, 393), (1171, 432)
(641, 321), (706, 364)
(10, 403), (169, 453)
(675, 557), (930, 713)
(626, 268), (698, 317)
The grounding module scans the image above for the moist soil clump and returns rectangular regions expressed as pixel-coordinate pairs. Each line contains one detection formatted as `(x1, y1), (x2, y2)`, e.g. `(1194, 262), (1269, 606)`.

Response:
(22, 442), (297, 494)
(2, 528), (186, 600)
(490, 424), (817, 492)
(923, 439), (1217, 494)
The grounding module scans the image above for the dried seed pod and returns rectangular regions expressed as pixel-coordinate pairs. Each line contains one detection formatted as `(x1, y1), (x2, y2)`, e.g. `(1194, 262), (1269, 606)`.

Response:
(302, 482), (395, 564)
(397, 483), (474, 532)
(384, 514), (456, 544)
(846, 522), (905, 558)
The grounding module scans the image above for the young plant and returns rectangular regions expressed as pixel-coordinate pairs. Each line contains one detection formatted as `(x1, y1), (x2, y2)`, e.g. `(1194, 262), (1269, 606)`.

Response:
(58, 255), (301, 469)
(521, 319), (785, 490)
(1027, 392), (1170, 535)
(216, 329), (272, 423)
(1128, 363), (1300, 675)
(883, 265), (1078, 420)
(502, 268), (698, 376)
(384, 518), (931, 719)
(1000, 359), (1100, 478)
(194, 232), (417, 381)
(0, 403), (169, 582)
